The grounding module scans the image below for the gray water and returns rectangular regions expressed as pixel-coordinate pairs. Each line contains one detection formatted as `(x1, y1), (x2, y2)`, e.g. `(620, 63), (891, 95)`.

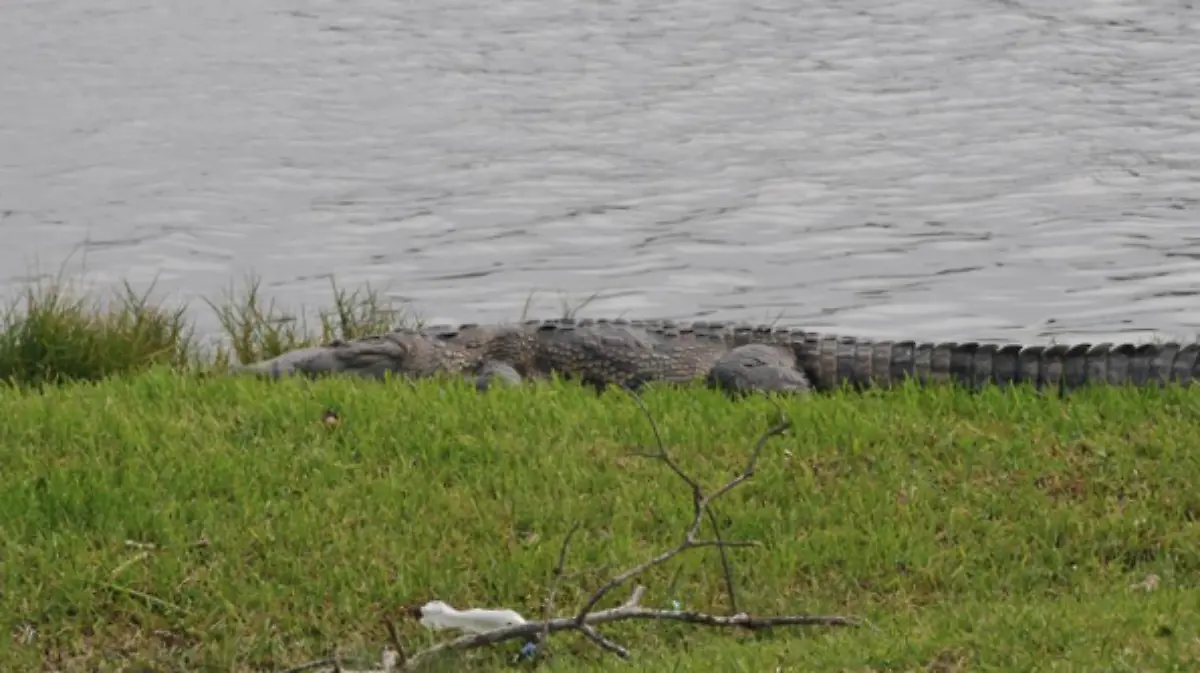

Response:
(2, 0), (1199, 344)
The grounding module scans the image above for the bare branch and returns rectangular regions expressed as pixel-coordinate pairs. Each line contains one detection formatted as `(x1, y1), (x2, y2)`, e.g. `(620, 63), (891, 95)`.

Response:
(540, 522), (582, 646)
(573, 541), (685, 621)
(573, 392), (790, 622)
(602, 606), (856, 630)
(688, 539), (762, 550)
(620, 386), (704, 499)
(579, 624), (629, 659)
(623, 585), (647, 608)
(704, 417), (792, 505)
(302, 598), (858, 672)
(397, 602), (856, 670)
(705, 505), (739, 615)
(381, 615), (407, 667)
(294, 399), (855, 673)
(281, 658), (340, 673)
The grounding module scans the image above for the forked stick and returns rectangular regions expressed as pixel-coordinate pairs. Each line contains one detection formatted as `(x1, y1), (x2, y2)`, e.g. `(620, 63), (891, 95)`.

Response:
(292, 388), (859, 673)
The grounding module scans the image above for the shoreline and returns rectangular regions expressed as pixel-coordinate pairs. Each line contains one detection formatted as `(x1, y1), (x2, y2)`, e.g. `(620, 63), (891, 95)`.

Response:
(3, 273), (1198, 391)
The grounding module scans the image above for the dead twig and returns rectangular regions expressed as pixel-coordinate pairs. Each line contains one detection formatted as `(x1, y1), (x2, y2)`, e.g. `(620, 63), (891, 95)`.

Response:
(281, 652), (395, 673)
(110, 551), (151, 578)
(123, 537), (210, 551)
(296, 389), (857, 673)
(101, 582), (188, 616)
(579, 624), (629, 658)
(292, 594), (858, 671)
(539, 522), (582, 647)
(382, 615), (407, 666)
(390, 588), (855, 671)
(572, 389), (789, 622)
(704, 504), (740, 615)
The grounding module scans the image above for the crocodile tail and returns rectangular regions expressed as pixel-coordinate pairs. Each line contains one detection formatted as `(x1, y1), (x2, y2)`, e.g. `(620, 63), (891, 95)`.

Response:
(797, 335), (1200, 392)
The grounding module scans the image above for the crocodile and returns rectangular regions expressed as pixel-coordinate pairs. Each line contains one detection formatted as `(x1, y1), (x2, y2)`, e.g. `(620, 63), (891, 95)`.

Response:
(232, 317), (1200, 395)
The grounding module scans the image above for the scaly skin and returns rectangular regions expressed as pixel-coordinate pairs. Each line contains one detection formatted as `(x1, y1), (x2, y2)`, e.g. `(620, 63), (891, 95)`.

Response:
(233, 317), (1200, 394)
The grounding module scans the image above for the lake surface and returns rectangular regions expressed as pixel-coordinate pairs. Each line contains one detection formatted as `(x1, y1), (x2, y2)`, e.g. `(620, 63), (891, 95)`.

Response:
(2, 0), (1199, 344)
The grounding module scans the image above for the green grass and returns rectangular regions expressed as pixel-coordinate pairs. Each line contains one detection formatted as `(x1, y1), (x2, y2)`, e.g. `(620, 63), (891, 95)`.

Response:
(0, 273), (407, 387)
(2, 371), (1198, 671)
(1, 274), (1198, 670)
(0, 279), (196, 387)
(0, 268), (619, 390)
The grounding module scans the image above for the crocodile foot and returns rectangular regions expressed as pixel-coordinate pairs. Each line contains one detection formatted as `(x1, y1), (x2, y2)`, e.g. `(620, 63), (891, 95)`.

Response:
(706, 344), (813, 395)
(473, 361), (524, 391)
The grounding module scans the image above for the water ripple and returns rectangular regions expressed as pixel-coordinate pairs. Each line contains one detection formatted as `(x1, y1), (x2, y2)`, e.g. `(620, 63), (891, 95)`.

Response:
(1, 0), (1198, 343)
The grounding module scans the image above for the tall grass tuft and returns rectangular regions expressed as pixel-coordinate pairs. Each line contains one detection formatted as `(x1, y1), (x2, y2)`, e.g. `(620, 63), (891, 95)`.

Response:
(0, 279), (195, 387)
(204, 275), (407, 366)
(0, 274), (407, 387)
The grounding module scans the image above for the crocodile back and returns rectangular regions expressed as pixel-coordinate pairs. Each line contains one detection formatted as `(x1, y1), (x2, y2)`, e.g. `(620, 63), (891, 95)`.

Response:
(492, 319), (732, 387)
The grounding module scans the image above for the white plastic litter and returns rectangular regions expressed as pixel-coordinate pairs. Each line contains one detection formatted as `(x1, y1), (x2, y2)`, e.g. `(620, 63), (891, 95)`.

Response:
(418, 600), (528, 634)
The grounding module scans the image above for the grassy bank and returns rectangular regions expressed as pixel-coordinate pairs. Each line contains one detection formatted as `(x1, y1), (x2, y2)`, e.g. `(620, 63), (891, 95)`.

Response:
(0, 275), (404, 387)
(3, 371), (1199, 671)
(1, 276), (1198, 670)
(0, 271), (604, 387)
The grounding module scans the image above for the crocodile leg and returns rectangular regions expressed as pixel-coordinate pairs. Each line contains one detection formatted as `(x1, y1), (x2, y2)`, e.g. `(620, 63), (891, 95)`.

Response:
(706, 343), (814, 395)
(473, 361), (524, 391)
(797, 336), (1200, 392)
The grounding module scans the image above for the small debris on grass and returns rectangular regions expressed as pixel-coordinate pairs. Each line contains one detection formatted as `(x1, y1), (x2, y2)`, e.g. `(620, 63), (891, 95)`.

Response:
(415, 600), (528, 634)
(1130, 573), (1160, 592)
